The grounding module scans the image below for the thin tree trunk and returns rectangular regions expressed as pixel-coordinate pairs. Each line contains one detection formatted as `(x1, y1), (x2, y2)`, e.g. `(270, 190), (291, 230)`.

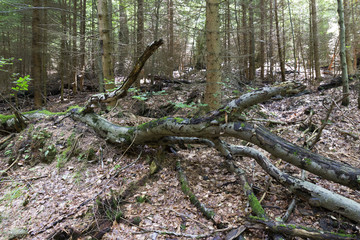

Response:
(31, 0), (42, 108)
(311, 0), (321, 84)
(72, 0), (78, 94)
(269, 0), (274, 80)
(260, 0), (265, 80)
(59, 0), (67, 101)
(337, 0), (350, 106)
(97, 0), (115, 91)
(135, 0), (144, 88)
(287, 0), (297, 79)
(242, 1), (248, 77)
(274, 0), (285, 81)
(249, 0), (256, 81)
(41, 1), (48, 104)
(344, 0), (354, 75)
(118, 0), (129, 76)
(151, 0), (161, 84)
(167, 0), (174, 78)
(79, 0), (86, 91)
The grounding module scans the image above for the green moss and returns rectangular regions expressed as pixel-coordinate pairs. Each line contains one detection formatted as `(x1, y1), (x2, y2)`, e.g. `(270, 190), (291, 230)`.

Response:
(174, 117), (185, 123)
(0, 114), (14, 124)
(248, 192), (266, 218)
(0, 108), (73, 125)
(304, 157), (312, 165)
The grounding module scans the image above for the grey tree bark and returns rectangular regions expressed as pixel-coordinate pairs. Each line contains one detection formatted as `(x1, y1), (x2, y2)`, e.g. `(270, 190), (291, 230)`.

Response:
(337, 0), (350, 106)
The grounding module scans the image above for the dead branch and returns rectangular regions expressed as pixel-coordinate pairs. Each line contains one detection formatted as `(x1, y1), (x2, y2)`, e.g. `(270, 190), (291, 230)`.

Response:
(83, 39), (164, 112)
(227, 144), (360, 223)
(248, 217), (358, 240)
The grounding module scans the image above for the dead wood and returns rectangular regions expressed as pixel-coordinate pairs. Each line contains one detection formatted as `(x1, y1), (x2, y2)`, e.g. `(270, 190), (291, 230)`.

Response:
(83, 39), (164, 113)
(248, 217), (358, 240)
(317, 74), (357, 91)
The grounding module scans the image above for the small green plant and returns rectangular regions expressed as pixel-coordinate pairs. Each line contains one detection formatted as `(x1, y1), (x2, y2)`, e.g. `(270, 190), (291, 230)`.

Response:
(0, 183), (26, 206)
(136, 195), (150, 203)
(180, 223), (186, 230)
(11, 74), (31, 94)
(73, 171), (83, 184)
(131, 216), (142, 226)
(43, 144), (57, 163)
(4, 149), (12, 156)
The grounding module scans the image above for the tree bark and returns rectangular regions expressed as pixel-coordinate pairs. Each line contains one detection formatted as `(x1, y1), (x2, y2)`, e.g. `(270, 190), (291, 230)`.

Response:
(311, 0), (322, 83)
(118, 0), (129, 76)
(274, 0), (285, 82)
(97, 0), (115, 91)
(167, 0), (174, 79)
(260, 0), (265, 80)
(337, 0), (350, 106)
(72, 0), (78, 94)
(31, 0), (42, 108)
(205, 0), (221, 110)
(79, 0), (86, 91)
(135, 0), (144, 88)
(344, 0), (354, 75)
(248, 0), (256, 81)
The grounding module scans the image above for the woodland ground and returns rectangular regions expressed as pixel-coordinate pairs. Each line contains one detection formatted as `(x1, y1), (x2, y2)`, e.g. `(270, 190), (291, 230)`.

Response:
(0, 71), (360, 239)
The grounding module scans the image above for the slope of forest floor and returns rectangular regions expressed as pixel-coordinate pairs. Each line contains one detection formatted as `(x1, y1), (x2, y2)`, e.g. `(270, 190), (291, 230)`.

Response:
(0, 71), (360, 239)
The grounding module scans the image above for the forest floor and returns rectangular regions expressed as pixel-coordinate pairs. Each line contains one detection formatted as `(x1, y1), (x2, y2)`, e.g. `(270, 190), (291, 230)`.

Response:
(0, 71), (360, 240)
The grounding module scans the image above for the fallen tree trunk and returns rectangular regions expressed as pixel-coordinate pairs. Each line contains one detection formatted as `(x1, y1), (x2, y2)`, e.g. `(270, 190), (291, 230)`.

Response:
(70, 82), (360, 192)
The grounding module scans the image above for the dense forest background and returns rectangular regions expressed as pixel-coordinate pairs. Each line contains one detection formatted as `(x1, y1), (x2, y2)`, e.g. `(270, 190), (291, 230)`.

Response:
(1, 0), (360, 239)
(1, 0), (358, 105)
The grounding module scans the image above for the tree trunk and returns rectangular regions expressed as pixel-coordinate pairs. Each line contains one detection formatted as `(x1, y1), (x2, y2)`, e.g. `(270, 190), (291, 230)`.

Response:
(248, 0), (256, 81)
(269, 0), (274, 79)
(41, 1), (48, 104)
(344, 0), (354, 75)
(31, 0), (42, 108)
(337, 0), (350, 106)
(311, 0), (321, 84)
(241, 1), (248, 77)
(287, 0), (297, 79)
(118, 0), (129, 76)
(59, 0), (67, 102)
(259, 0), (265, 80)
(97, 0), (115, 91)
(274, 0), (285, 82)
(167, 0), (174, 79)
(79, 0), (86, 91)
(204, 0), (221, 110)
(135, 0), (144, 88)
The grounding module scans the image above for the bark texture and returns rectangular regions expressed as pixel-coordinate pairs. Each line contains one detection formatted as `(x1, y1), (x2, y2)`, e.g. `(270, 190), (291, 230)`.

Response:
(204, 0), (221, 110)
(97, 0), (115, 91)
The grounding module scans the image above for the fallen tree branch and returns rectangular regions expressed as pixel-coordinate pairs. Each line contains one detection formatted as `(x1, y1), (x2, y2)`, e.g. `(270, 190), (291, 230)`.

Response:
(248, 217), (358, 240)
(176, 160), (217, 224)
(83, 39), (164, 112)
(227, 144), (360, 223)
